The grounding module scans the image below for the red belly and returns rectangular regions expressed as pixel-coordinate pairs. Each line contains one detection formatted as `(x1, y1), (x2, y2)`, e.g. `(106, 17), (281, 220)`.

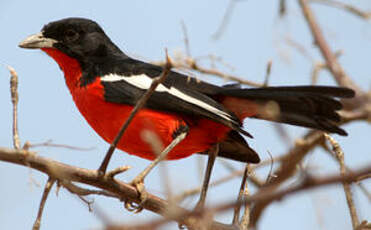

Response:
(72, 79), (230, 160)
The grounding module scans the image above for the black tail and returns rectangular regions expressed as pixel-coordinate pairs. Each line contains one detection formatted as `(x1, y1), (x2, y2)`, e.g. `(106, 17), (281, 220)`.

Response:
(221, 86), (355, 136)
(199, 130), (260, 163)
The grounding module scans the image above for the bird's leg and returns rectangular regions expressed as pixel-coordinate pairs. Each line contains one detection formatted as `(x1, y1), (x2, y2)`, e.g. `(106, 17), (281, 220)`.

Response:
(194, 143), (219, 211)
(129, 130), (188, 208)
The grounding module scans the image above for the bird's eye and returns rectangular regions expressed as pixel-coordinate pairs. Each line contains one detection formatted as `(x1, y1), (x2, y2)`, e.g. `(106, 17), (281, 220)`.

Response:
(65, 29), (79, 42)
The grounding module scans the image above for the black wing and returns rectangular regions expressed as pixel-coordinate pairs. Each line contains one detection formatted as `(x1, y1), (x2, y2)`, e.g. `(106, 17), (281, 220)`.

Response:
(100, 58), (252, 137)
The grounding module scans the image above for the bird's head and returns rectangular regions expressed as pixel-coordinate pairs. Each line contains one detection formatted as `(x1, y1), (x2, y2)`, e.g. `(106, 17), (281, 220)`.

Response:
(21, 17), (124, 62)
(19, 18), (124, 86)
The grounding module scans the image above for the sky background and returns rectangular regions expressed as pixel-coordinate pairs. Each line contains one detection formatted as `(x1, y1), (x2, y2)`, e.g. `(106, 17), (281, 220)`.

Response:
(0, 0), (370, 229)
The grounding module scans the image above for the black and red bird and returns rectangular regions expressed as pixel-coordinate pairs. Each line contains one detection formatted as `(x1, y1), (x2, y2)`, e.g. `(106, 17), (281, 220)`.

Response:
(19, 18), (354, 164)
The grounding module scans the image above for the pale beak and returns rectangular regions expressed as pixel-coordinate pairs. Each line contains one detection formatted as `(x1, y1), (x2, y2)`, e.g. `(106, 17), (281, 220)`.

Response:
(19, 32), (57, 49)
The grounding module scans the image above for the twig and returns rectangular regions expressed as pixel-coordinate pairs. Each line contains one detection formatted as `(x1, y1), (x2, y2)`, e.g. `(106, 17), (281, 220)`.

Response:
(180, 20), (191, 57)
(8, 66), (20, 149)
(320, 139), (371, 203)
(324, 134), (360, 229)
(189, 60), (263, 87)
(272, 123), (292, 146)
(32, 177), (55, 230)
(106, 166), (132, 179)
(284, 36), (314, 62)
(265, 150), (276, 184)
(98, 50), (172, 173)
(60, 180), (120, 199)
(155, 55), (263, 87)
(339, 109), (371, 123)
(279, 0), (287, 17)
(212, 0), (237, 40)
(263, 60), (272, 87)
(310, 0), (371, 20)
(232, 164), (249, 225)
(239, 167), (251, 230)
(356, 182), (371, 202)
(27, 140), (95, 151)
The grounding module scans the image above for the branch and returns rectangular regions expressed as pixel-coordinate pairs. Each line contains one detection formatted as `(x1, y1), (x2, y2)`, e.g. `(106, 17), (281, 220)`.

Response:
(109, 163), (371, 230)
(212, 164), (371, 217)
(0, 147), (233, 230)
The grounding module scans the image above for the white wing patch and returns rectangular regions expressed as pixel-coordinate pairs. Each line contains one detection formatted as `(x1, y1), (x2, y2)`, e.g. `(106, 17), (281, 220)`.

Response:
(101, 73), (233, 122)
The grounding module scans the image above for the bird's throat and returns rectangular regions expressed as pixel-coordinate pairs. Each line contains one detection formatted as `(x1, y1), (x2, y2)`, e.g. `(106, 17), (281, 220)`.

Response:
(41, 48), (83, 90)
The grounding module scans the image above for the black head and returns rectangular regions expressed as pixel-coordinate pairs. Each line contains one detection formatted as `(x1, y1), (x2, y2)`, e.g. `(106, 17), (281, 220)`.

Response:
(19, 17), (124, 63)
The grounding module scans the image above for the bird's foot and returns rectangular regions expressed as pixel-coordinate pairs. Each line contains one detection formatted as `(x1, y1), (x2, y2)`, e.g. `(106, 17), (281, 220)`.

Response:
(124, 178), (147, 213)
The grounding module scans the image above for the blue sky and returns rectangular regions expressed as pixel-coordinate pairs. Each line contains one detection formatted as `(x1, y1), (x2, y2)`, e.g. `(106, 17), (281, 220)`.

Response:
(0, 1), (370, 229)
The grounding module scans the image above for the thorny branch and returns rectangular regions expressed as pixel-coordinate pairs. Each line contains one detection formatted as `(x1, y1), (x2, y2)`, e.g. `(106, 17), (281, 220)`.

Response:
(0, 147), (369, 230)
(0, 147), (236, 230)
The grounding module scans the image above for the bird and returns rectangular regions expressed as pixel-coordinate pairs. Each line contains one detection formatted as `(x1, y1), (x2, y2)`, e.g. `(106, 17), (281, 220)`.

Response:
(19, 17), (354, 209)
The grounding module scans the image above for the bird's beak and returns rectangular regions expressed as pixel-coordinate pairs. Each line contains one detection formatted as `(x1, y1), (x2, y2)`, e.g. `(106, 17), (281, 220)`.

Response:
(19, 32), (57, 49)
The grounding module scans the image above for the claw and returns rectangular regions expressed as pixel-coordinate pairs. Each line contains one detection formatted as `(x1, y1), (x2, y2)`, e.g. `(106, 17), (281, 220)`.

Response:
(125, 179), (148, 213)
(124, 200), (144, 213)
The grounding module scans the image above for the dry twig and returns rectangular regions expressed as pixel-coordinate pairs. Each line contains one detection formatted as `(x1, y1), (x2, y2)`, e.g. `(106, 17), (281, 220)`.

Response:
(239, 176), (251, 230)
(32, 177), (55, 230)
(324, 134), (360, 229)
(8, 66), (20, 149)
(212, 0), (238, 40)
(311, 0), (371, 20)
(232, 164), (249, 226)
